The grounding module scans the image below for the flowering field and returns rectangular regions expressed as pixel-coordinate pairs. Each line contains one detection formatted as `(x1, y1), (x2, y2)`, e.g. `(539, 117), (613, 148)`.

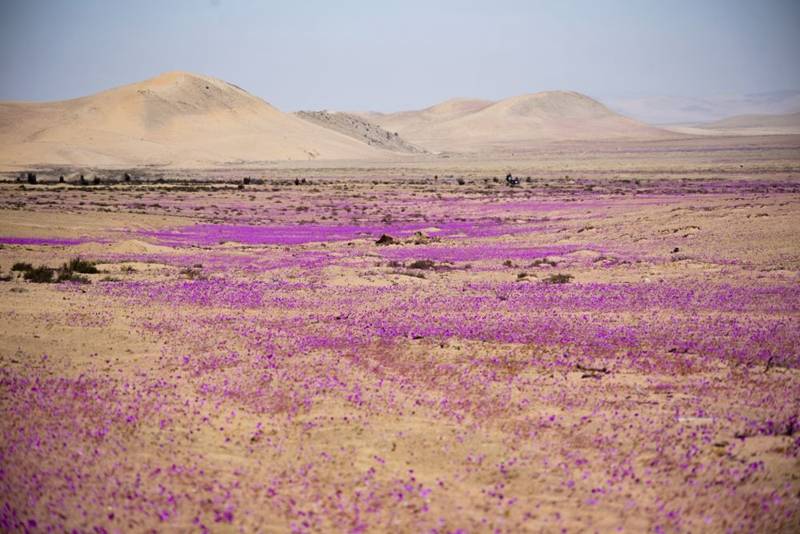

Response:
(0, 174), (799, 532)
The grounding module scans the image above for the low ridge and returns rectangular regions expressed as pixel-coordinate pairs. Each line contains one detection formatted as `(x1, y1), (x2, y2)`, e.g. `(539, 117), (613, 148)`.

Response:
(294, 110), (425, 153)
(704, 111), (800, 129)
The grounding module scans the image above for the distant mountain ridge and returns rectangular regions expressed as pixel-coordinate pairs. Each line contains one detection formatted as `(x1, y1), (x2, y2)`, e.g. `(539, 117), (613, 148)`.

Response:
(607, 90), (800, 125)
(704, 111), (800, 129)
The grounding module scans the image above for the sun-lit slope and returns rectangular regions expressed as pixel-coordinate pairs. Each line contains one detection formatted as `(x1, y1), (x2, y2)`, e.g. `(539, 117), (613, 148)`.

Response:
(364, 91), (672, 152)
(0, 71), (386, 168)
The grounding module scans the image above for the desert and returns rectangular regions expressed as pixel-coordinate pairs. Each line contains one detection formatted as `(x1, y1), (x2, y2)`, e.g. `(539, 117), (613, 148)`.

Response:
(1, 2), (799, 533)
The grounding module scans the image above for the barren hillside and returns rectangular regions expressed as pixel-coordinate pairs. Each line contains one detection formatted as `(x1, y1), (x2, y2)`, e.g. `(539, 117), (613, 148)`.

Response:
(0, 72), (387, 169)
(362, 91), (673, 152)
(295, 110), (425, 153)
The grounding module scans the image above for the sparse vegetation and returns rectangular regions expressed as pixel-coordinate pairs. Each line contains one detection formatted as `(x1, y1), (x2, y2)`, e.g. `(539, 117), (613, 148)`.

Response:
(57, 270), (90, 284)
(23, 266), (55, 283)
(17, 258), (99, 283)
(375, 234), (397, 246)
(11, 262), (33, 272)
(1, 150), (798, 532)
(63, 257), (98, 274)
(407, 259), (436, 270)
(530, 258), (558, 267)
(543, 273), (574, 284)
(394, 270), (426, 279)
(180, 267), (205, 279)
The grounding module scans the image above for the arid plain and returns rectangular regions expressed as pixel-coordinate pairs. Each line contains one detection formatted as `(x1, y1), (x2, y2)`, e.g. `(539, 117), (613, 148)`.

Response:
(1, 73), (799, 533)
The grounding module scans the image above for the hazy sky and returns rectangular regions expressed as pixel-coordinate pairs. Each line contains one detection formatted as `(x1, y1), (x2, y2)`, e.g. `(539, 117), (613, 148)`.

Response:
(1, 0), (798, 112)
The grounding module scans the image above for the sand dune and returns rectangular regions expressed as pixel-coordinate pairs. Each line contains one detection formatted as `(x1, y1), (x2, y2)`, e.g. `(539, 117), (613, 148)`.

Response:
(360, 91), (673, 152)
(0, 71), (387, 169)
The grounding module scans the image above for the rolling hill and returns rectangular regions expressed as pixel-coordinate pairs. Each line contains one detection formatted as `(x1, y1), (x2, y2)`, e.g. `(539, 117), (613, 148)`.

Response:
(0, 71), (387, 169)
(359, 91), (672, 152)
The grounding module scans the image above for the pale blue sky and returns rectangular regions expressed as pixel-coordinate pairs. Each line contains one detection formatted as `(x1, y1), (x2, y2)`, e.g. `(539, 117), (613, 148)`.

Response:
(1, 0), (798, 112)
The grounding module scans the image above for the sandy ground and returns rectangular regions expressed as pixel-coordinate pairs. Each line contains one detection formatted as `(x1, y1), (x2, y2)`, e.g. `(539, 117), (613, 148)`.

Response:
(0, 141), (799, 533)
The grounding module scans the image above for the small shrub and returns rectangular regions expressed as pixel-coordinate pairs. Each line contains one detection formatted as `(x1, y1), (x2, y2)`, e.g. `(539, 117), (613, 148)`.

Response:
(11, 262), (33, 272)
(180, 268), (204, 280)
(65, 257), (98, 274)
(121, 265), (137, 274)
(543, 273), (573, 284)
(57, 271), (90, 284)
(394, 270), (426, 279)
(530, 258), (558, 268)
(375, 234), (397, 246)
(517, 272), (528, 280)
(408, 259), (436, 270)
(24, 266), (55, 283)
